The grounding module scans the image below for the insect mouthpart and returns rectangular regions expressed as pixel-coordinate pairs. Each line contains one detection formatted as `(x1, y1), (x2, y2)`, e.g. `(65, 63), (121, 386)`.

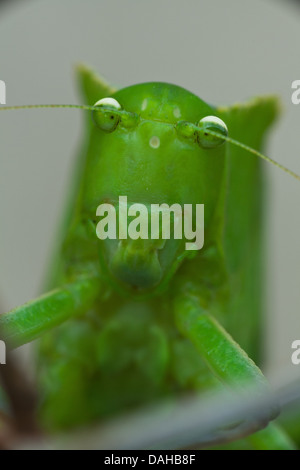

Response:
(95, 198), (190, 292)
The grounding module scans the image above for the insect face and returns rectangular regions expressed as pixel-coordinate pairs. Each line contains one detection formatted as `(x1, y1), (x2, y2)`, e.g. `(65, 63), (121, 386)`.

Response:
(83, 83), (227, 294)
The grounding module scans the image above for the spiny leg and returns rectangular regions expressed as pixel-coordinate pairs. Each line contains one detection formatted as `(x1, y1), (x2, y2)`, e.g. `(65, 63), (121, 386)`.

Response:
(173, 293), (295, 450)
(0, 275), (100, 349)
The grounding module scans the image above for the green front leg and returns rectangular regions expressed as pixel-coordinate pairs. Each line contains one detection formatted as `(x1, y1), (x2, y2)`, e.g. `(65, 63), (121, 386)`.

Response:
(0, 275), (100, 349)
(174, 293), (295, 449)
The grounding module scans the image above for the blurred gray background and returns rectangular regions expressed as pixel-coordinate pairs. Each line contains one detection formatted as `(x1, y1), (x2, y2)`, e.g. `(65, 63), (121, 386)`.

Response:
(0, 0), (299, 382)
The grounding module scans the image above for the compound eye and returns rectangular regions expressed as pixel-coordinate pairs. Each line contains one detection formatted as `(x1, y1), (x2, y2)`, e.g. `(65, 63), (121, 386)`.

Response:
(93, 97), (122, 133)
(197, 115), (228, 149)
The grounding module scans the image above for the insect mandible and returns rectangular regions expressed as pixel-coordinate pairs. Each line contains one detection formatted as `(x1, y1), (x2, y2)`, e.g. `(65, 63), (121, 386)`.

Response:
(0, 64), (299, 449)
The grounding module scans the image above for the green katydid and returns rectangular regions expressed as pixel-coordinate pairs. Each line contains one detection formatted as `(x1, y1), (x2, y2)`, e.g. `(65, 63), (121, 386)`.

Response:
(0, 64), (299, 450)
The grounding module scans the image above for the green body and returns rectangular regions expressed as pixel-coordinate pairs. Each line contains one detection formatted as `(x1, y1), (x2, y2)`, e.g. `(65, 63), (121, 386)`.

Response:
(1, 65), (294, 449)
(36, 67), (276, 429)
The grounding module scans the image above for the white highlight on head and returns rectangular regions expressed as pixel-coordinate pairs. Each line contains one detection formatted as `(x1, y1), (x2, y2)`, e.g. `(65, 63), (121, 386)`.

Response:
(94, 97), (121, 109)
(141, 98), (148, 111)
(149, 136), (160, 149)
(199, 115), (228, 132)
(173, 107), (181, 118)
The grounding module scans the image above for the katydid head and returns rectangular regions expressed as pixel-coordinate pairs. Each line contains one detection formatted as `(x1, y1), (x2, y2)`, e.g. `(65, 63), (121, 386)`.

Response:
(83, 83), (228, 294)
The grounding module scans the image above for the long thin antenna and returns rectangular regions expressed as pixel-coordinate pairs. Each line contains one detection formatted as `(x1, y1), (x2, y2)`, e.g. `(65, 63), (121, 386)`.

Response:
(1, 104), (299, 181)
(0, 104), (96, 112)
